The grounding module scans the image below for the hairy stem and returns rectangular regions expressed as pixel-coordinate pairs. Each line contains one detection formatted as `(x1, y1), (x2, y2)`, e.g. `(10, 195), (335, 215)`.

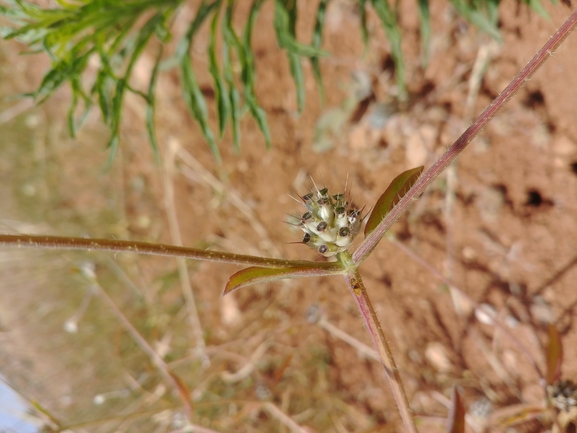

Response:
(353, 8), (577, 264)
(0, 234), (337, 269)
(341, 261), (417, 432)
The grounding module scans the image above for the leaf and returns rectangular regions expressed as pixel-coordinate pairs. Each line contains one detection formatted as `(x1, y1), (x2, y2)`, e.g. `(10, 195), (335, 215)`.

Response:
(417, 0), (431, 66)
(181, 56), (220, 162)
(310, 0), (329, 103)
(146, 46), (163, 163)
(224, 264), (344, 295)
(449, 0), (502, 41)
(273, 0), (327, 58)
(545, 323), (563, 385)
(208, 1), (230, 138)
(445, 387), (466, 433)
(178, 0), (221, 161)
(222, 35), (241, 151)
(370, 0), (406, 100)
(288, 52), (305, 112)
(365, 166), (424, 236)
(240, 0), (272, 148)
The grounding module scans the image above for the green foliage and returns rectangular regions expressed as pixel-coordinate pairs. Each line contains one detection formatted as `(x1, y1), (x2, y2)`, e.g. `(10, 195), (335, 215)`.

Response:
(0, 0), (559, 163)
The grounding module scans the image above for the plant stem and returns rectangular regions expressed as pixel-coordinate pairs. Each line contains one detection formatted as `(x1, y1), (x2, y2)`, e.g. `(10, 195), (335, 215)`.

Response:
(353, 7), (577, 264)
(0, 233), (341, 270)
(342, 264), (417, 433)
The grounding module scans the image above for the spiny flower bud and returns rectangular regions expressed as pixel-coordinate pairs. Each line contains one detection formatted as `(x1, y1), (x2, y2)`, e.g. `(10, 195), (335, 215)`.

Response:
(295, 184), (362, 257)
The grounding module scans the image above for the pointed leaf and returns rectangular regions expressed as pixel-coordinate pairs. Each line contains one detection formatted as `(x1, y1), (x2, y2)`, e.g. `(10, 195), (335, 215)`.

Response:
(545, 323), (563, 384)
(181, 56), (220, 162)
(288, 52), (305, 112)
(208, 2), (230, 138)
(224, 264), (344, 295)
(445, 387), (466, 433)
(365, 166), (424, 236)
(417, 0), (431, 66)
(146, 46), (162, 163)
(370, 0), (406, 99)
(241, 0), (271, 148)
(273, 0), (327, 58)
(221, 35), (241, 151)
(310, 0), (329, 103)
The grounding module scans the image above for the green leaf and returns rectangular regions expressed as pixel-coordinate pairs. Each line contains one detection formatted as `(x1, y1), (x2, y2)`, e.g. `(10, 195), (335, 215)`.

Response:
(370, 0), (406, 100)
(445, 387), (466, 433)
(208, 1), (229, 138)
(222, 33), (241, 151)
(288, 52), (305, 112)
(275, 0), (309, 112)
(240, 0), (272, 148)
(524, 0), (551, 19)
(545, 323), (563, 385)
(364, 166), (424, 236)
(67, 76), (91, 137)
(224, 264), (344, 295)
(178, 0), (221, 161)
(146, 46), (163, 163)
(273, 0), (327, 57)
(417, 0), (431, 67)
(181, 56), (220, 162)
(311, 0), (329, 103)
(450, 0), (502, 41)
(95, 67), (112, 124)
(104, 134), (119, 172)
(107, 76), (126, 153)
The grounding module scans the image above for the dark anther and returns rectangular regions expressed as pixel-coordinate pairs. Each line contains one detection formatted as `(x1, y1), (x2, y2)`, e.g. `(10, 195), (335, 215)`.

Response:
(302, 192), (314, 201)
(319, 245), (328, 254)
(339, 227), (350, 237)
(303, 233), (311, 243)
(316, 221), (328, 232)
(302, 212), (312, 221)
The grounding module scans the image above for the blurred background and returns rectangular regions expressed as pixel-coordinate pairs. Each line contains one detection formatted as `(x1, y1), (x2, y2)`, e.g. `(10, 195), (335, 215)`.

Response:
(1, 1), (577, 432)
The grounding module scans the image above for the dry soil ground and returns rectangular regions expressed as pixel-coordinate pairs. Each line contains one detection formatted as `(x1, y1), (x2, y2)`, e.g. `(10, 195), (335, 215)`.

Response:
(1, 1), (577, 432)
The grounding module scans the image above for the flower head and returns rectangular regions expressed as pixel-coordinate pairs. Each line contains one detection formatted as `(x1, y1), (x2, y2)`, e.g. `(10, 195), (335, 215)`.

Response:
(295, 185), (362, 257)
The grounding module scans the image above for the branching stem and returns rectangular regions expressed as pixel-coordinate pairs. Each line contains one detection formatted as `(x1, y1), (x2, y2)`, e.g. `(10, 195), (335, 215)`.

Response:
(342, 264), (417, 433)
(353, 8), (577, 264)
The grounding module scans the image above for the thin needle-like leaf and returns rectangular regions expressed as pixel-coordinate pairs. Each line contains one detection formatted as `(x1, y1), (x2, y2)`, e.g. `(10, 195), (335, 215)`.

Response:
(369, 0), (406, 100)
(179, 0), (221, 161)
(240, 0), (271, 148)
(311, 0), (329, 103)
(146, 45), (163, 163)
(417, 0), (431, 67)
(208, 0), (230, 138)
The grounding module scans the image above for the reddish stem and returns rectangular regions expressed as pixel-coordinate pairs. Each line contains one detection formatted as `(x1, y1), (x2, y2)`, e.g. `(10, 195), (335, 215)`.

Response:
(353, 8), (577, 264)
